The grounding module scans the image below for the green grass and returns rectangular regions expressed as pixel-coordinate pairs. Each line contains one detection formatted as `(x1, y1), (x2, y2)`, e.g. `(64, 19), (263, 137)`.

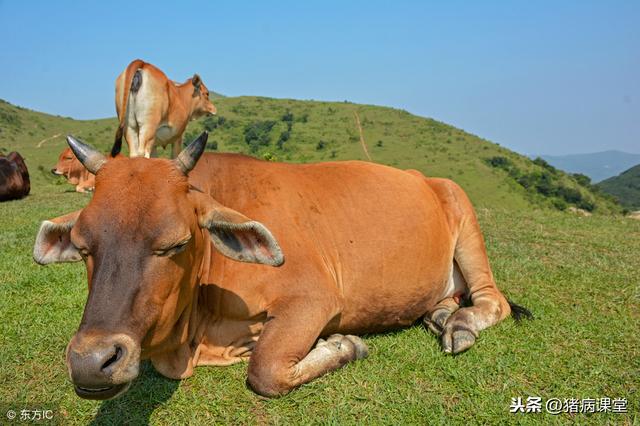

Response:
(0, 98), (637, 424)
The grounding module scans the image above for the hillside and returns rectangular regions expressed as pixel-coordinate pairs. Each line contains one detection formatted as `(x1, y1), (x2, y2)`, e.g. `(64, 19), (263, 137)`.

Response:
(0, 97), (622, 214)
(598, 164), (640, 210)
(541, 150), (640, 183)
(1, 97), (637, 423)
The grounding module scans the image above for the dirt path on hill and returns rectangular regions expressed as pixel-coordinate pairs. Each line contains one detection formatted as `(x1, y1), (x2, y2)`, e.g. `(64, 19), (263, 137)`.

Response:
(353, 111), (371, 161)
(36, 133), (63, 148)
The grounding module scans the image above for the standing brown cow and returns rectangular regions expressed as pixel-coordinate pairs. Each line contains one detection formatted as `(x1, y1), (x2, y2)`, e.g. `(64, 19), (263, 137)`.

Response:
(112, 59), (217, 158)
(0, 151), (30, 201)
(33, 133), (530, 400)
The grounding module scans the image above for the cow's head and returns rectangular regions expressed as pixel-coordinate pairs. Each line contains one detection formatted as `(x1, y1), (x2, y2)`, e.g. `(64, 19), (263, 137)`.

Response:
(53, 146), (98, 192)
(52, 147), (84, 184)
(190, 74), (217, 118)
(33, 132), (283, 400)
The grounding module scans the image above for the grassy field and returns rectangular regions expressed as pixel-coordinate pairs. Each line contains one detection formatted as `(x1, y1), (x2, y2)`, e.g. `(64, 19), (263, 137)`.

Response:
(0, 98), (638, 424)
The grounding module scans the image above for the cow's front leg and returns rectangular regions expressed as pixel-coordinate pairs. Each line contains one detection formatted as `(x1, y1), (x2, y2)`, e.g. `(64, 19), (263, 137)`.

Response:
(247, 298), (368, 397)
(171, 136), (183, 159)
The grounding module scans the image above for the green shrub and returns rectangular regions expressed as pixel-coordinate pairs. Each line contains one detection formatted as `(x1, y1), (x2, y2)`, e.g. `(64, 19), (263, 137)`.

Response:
(277, 131), (290, 150)
(552, 198), (568, 210)
(281, 111), (294, 123)
(486, 156), (512, 170)
(572, 173), (591, 187)
(533, 157), (558, 174)
(262, 151), (277, 161)
(203, 115), (227, 131)
(244, 120), (276, 152)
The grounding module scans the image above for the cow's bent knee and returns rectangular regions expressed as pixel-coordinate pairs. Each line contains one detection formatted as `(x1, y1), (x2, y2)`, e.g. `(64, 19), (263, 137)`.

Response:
(246, 362), (294, 398)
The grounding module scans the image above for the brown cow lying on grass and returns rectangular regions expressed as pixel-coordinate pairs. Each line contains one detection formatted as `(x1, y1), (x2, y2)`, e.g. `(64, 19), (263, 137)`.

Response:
(0, 151), (30, 201)
(33, 133), (530, 400)
(52, 147), (96, 193)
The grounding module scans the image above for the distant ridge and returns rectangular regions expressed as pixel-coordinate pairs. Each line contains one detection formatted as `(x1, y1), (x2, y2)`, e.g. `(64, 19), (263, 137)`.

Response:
(540, 150), (640, 183)
(598, 164), (640, 210)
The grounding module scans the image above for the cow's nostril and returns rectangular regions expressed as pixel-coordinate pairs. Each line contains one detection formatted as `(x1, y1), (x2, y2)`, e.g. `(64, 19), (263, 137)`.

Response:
(101, 345), (123, 372)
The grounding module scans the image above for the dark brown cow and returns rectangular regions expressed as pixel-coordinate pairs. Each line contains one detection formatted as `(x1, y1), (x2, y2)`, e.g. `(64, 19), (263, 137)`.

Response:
(0, 151), (30, 201)
(33, 133), (529, 400)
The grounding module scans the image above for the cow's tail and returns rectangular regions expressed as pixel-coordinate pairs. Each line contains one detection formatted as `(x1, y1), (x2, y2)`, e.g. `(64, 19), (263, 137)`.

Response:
(111, 59), (145, 157)
(508, 299), (533, 322)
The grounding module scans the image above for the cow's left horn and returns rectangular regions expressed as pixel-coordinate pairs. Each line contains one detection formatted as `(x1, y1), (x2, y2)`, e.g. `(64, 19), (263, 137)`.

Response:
(175, 131), (208, 174)
(66, 135), (107, 175)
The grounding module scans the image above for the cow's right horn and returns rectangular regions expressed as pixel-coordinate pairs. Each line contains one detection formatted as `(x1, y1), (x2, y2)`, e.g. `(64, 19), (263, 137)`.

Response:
(175, 131), (208, 174)
(66, 135), (107, 175)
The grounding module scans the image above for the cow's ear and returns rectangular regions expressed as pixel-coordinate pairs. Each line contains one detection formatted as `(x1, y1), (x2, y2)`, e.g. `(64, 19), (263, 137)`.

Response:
(33, 210), (82, 265)
(196, 197), (284, 266)
(192, 74), (202, 94)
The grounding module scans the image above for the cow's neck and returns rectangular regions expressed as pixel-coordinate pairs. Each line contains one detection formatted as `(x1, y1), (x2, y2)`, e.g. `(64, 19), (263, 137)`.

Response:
(147, 229), (213, 379)
(173, 82), (197, 121)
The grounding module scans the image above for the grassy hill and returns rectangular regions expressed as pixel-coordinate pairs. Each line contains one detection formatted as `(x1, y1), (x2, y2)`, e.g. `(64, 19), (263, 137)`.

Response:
(0, 97), (622, 214)
(0, 97), (637, 423)
(598, 164), (640, 210)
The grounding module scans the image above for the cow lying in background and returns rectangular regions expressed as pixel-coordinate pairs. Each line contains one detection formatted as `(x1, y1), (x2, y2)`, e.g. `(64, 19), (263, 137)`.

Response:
(111, 59), (217, 158)
(0, 151), (30, 201)
(52, 147), (122, 192)
(34, 133), (530, 400)
(52, 147), (96, 193)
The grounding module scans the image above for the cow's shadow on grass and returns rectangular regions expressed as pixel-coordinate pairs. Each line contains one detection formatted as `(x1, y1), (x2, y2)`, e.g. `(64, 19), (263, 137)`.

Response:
(90, 361), (179, 426)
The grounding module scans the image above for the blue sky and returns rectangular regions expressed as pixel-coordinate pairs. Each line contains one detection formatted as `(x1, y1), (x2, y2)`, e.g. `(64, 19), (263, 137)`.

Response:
(0, 1), (638, 155)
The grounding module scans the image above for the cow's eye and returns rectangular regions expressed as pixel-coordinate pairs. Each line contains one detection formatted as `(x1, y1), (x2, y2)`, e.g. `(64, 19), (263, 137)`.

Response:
(73, 246), (90, 258)
(154, 239), (190, 257)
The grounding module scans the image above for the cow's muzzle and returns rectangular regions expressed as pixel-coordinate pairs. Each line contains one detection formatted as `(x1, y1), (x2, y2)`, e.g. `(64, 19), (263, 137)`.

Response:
(66, 332), (140, 400)
(51, 168), (62, 175)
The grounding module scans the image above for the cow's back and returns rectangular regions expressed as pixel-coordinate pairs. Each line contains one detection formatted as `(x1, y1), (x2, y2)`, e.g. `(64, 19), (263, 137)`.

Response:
(0, 152), (30, 201)
(190, 154), (456, 333)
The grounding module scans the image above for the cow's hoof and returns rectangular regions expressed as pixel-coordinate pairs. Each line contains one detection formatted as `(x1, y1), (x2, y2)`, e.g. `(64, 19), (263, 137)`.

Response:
(344, 335), (369, 359)
(318, 334), (369, 360)
(441, 325), (477, 355)
(424, 309), (452, 336)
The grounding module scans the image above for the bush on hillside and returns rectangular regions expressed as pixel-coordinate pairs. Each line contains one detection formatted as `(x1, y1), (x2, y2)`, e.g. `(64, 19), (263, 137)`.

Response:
(244, 120), (276, 152)
(532, 157), (558, 174)
(572, 173), (591, 187)
(203, 115), (227, 131)
(487, 156), (596, 211)
(486, 156), (512, 170)
(277, 131), (290, 150)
